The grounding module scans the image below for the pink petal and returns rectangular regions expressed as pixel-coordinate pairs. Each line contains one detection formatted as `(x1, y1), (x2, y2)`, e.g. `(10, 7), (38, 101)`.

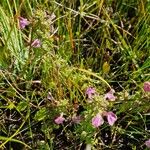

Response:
(54, 115), (65, 124)
(31, 39), (41, 48)
(85, 87), (96, 99)
(106, 112), (117, 126)
(143, 82), (150, 92)
(92, 113), (104, 128)
(104, 89), (116, 101)
(145, 139), (150, 148)
(19, 17), (30, 29)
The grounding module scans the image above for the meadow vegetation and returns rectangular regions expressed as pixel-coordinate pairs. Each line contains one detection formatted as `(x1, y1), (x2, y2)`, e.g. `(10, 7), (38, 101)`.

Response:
(0, 0), (150, 149)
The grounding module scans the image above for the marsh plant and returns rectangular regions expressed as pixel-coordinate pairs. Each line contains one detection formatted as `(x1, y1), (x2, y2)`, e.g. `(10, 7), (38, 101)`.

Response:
(0, 0), (150, 149)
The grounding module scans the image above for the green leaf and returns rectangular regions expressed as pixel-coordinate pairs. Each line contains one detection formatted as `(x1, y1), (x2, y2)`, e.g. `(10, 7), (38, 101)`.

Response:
(34, 107), (48, 121)
(7, 101), (15, 110)
(102, 61), (110, 74)
(0, 136), (31, 149)
(17, 101), (28, 112)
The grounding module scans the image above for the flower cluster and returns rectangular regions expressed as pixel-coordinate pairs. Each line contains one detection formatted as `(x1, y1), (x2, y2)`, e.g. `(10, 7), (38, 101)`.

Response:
(92, 111), (117, 128)
(55, 114), (82, 125)
(85, 87), (117, 127)
(19, 16), (41, 48)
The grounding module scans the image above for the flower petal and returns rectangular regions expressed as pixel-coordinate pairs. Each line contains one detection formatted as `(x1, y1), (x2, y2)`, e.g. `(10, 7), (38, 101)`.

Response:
(106, 112), (117, 126)
(145, 139), (150, 148)
(31, 39), (41, 48)
(143, 82), (150, 92)
(54, 115), (65, 124)
(92, 113), (104, 128)
(19, 17), (30, 29)
(85, 87), (96, 99)
(104, 89), (116, 101)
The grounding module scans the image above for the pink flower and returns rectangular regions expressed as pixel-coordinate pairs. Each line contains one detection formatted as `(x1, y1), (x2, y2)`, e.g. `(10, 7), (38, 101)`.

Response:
(104, 89), (116, 101)
(54, 114), (65, 125)
(106, 111), (117, 126)
(85, 87), (96, 99)
(145, 139), (150, 148)
(92, 113), (104, 128)
(143, 82), (150, 92)
(31, 39), (41, 48)
(19, 17), (30, 29)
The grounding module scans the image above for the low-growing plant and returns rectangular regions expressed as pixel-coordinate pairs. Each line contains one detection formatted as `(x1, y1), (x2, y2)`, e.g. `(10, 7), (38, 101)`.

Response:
(0, 0), (150, 150)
